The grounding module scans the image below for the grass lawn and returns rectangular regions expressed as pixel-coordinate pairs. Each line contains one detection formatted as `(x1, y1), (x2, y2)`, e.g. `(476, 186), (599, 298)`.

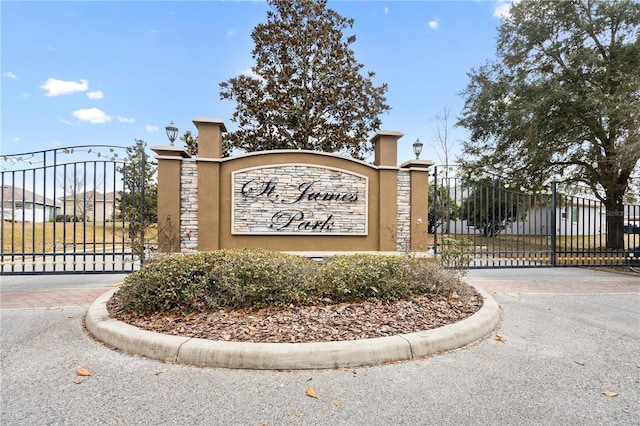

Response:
(438, 233), (639, 266)
(1, 221), (145, 254)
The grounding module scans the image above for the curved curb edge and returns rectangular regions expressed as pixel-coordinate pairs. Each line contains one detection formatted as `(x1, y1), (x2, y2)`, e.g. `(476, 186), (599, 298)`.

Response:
(85, 285), (500, 370)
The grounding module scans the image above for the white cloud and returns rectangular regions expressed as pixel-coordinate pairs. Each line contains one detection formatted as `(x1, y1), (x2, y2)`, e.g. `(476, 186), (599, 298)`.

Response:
(41, 78), (89, 96)
(428, 19), (440, 30)
(59, 118), (76, 126)
(227, 30), (236, 37)
(118, 116), (135, 123)
(494, 0), (513, 19)
(72, 108), (112, 124)
(146, 125), (159, 133)
(241, 67), (265, 82)
(384, 7), (389, 15)
(87, 90), (104, 100)
(12, 137), (20, 142)
(2, 71), (17, 79)
(20, 93), (30, 98)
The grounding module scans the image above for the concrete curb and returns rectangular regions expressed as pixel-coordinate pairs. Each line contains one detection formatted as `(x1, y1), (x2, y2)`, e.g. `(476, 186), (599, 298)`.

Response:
(85, 285), (500, 370)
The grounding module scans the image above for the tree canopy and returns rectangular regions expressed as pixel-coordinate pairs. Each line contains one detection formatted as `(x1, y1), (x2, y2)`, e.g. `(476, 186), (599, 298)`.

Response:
(117, 139), (157, 261)
(459, 176), (527, 237)
(458, 0), (640, 250)
(219, 0), (390, 160)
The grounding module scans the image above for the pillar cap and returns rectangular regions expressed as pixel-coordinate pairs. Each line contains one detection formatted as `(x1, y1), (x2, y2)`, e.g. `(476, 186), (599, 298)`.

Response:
(400, 159), (435, 169)
(192, 118), (227, 132)
(370, 130), (404, 143)
(151, 145), (191, 158)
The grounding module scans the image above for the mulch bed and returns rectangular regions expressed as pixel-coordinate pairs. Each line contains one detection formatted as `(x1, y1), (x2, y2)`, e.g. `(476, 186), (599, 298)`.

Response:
(107, 286), (483, 343)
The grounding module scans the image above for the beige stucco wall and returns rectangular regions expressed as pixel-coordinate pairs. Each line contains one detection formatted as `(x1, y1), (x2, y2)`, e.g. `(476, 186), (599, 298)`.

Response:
(154, 120), (432, 254)
(184, 150), (389, 251)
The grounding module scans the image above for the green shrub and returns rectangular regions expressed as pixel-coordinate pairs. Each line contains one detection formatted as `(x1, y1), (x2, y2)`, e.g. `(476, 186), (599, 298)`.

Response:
(55, 214), (83, 222)
(320, 254), (415, 303)
(114, 249), (465, 314)
(115, 249), (318, 314)
(438, 236), (475, 278)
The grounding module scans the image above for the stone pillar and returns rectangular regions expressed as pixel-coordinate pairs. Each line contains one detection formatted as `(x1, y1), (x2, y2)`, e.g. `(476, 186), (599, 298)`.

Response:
(151, 146), (190, 252)
(371, 131), (403, 251)
(193, 118), (227, 251)
(401, 159), (435, 252)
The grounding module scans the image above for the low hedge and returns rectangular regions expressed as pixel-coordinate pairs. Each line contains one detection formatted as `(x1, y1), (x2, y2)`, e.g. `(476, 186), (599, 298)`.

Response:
(114, 248), (462, 314)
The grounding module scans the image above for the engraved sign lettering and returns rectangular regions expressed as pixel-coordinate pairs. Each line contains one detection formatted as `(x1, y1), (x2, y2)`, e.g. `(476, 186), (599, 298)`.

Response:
(232, 165), (368, 235)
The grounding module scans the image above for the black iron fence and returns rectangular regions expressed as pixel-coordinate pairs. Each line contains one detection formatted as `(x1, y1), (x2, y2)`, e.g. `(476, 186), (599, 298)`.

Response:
(431, 166), (640, 268)
(1, 146), (144, 274)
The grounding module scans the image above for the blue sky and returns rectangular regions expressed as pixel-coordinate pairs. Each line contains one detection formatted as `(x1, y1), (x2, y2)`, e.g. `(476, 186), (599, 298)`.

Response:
(1, 0), (512, 166)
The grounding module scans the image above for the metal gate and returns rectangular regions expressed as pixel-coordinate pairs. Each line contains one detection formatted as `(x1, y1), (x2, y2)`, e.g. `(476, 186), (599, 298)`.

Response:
(431, 166), (640, 268)
(1, 145), (146, 274)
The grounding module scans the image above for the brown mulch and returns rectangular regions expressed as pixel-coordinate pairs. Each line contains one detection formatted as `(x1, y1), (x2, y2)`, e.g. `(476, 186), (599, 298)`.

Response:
(107, 287), (483, 344)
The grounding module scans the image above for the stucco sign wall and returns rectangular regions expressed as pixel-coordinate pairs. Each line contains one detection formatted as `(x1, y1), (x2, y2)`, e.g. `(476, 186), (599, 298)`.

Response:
(232, 164), (368, 235)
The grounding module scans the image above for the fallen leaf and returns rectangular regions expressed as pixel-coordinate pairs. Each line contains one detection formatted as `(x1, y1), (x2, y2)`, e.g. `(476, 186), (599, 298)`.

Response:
(494, 335), (506, 343)
(574, 360), (585, 366)
(333, 400), (340, 406)
(67, 315), (75, 319)
(76, 368), (91, 377)
(154, 368), (169, 376)
(306, 387), (317, 398)
(622, 408), (630, 414)
(296, 413), (304, 417)
(602, 391), (618, 397)
(505, 293), (520, 298)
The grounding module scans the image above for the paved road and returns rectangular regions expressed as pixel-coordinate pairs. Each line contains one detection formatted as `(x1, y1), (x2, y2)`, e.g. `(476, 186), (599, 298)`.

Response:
(1, 268), (639, 425)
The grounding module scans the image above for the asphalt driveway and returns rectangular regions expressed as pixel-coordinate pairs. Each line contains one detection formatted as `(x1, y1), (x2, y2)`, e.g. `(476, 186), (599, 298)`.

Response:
(1, 268), (638, 425)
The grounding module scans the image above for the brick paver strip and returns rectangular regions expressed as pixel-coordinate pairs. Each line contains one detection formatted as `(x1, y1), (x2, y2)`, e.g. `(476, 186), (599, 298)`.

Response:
(1, 273), (638, 310)
(0, 288), (113, 309)
(471, 279), (640, 294)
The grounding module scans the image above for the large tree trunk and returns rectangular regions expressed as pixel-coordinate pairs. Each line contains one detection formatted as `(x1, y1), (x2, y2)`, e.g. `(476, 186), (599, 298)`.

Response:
(605, 190), (626, 251)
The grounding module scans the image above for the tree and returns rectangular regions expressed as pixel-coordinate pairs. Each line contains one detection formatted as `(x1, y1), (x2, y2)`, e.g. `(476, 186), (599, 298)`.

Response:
(180, 130), (198, 157)
(219, 0), (390, 160)
(430, 106), (458, 168)
(428, 181), (460, 235)
(56, 172), (102, 221)
(458, 0), (640, 250)
(429, 106), (459, 233)
(460, 176), (526, 237)
(117, 139), (157, 260)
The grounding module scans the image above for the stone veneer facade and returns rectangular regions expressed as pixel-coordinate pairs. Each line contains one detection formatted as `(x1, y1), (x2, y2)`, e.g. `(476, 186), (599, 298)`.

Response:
(232, 165), (368, 235)
(396, 170), (411, 251)
(180, 160), (198, 252)
(178, 165), (413, 248)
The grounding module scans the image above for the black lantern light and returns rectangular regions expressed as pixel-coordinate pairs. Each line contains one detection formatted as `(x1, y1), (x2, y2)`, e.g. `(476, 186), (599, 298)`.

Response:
(165, 121), (178, 146)
(413, 138), (423, 160)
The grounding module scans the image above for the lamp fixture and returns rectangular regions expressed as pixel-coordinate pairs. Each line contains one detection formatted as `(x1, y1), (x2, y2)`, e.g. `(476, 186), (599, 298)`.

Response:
(165, 121), (178, 146)
(413, 138), (423, 160)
